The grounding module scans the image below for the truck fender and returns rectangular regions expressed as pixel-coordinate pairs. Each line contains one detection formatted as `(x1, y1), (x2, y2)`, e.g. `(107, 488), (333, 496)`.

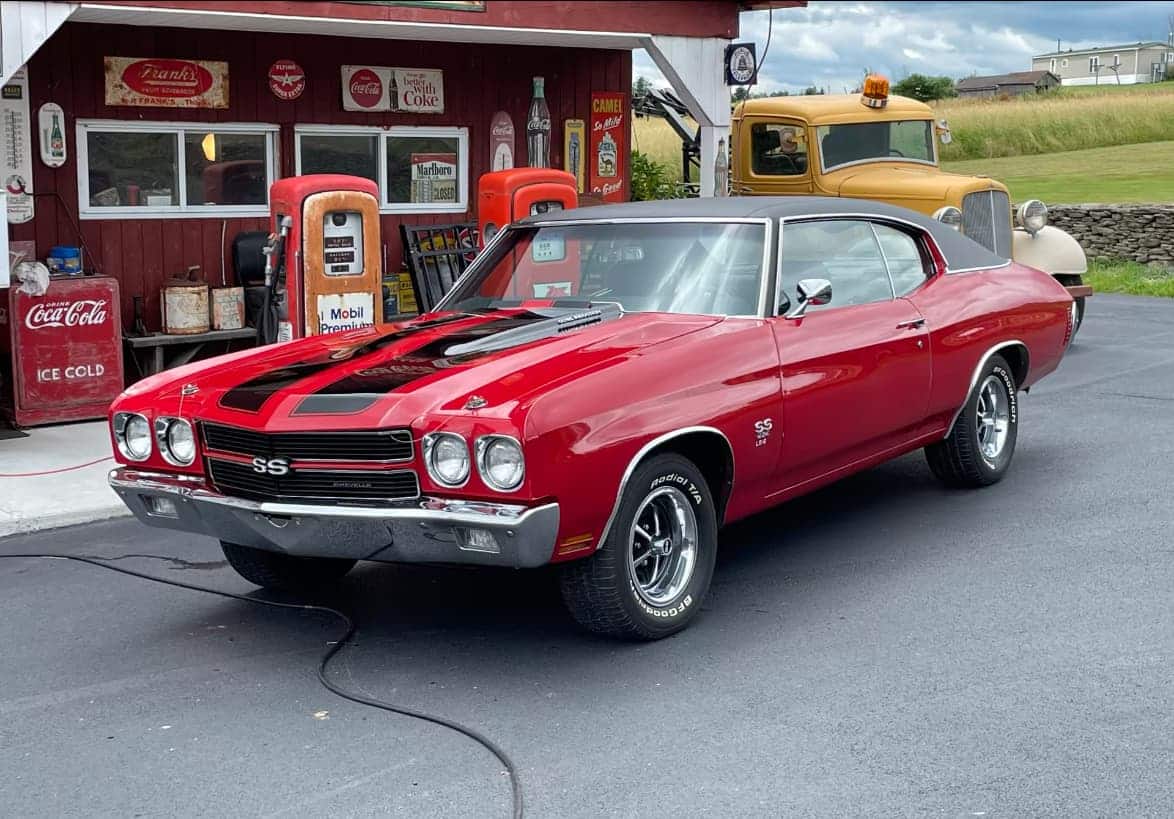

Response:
(1012, 225), (1088, 277)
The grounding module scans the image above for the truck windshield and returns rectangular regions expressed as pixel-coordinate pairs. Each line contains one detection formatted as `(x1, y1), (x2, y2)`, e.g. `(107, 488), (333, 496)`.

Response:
(816, 120), (935, 171)
(440, 221), (766, 317)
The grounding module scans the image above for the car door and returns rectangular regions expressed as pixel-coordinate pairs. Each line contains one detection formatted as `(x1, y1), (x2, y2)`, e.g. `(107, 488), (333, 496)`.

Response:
(767, 217), (932, 497)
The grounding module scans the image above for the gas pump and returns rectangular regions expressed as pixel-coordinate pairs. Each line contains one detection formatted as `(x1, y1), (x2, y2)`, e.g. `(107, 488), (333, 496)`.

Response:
(477, 168), (578, 246)
(259, 175), (384, 344)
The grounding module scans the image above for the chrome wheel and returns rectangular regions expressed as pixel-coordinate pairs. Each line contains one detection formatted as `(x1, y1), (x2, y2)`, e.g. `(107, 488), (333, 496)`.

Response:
(628, 486), (698, 606)
(976, 374), (1011, 462)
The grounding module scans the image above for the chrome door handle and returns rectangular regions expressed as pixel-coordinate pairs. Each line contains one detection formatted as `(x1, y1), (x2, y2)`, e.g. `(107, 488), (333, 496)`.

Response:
(896, 318), (926, 330)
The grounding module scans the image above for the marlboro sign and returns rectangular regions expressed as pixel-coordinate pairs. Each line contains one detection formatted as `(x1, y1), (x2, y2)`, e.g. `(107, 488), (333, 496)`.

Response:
(105, 57), (229, 109)
(410, 153), (457, 203)
(341, 65), (444, 113)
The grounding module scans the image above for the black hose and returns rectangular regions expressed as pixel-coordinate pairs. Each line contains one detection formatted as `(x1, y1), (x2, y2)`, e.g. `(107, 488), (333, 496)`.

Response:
(0, 553), (523, 818)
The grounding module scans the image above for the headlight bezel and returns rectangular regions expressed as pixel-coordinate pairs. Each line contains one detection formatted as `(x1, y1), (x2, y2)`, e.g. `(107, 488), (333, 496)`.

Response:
(423, 432), (471, 488)
(1017, 199), (1048, 235)
(933, 206), (962, 230)
(113, 412), (152, 461)
(155, 417), (196, 467)
(475, 434), (525, 493)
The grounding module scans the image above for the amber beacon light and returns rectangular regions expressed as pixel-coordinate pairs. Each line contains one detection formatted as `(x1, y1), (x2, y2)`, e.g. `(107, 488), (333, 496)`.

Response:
(861, 74), (890, 108)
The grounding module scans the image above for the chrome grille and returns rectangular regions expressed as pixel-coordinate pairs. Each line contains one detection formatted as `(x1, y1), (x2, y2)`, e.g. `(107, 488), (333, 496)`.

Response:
(961, 190), (1012, 258)
(208, 458), (420, 504)
(201, 423), (413, 463)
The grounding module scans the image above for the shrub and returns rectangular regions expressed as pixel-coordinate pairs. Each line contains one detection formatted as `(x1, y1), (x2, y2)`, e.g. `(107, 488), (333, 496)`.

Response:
(631, 150), (684, 201)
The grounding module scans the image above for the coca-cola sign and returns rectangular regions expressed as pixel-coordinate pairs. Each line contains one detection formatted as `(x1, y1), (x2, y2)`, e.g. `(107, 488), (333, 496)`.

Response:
(341, 65), (444, 113)
(105, 57), (229, 109)
(25, 299), (110, 331)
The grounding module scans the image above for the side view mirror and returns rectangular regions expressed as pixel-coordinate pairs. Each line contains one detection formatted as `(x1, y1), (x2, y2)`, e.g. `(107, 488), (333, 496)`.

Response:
(785, 278), (832, 319)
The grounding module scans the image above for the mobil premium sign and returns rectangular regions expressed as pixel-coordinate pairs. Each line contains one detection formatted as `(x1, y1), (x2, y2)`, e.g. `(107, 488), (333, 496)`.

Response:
(341, 65), (444, 113)
(105, 57), (229, 108)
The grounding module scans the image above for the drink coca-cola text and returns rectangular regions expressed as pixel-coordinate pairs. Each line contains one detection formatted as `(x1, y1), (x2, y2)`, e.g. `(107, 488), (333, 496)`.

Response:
(25, 299), (110, 331)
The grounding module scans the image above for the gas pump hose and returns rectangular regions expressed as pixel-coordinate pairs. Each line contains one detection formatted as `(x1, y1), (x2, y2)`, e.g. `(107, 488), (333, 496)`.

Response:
(0, 552), (524, 819)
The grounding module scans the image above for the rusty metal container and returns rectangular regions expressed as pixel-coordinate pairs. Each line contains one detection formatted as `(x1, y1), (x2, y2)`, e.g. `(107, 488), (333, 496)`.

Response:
(211, 286), (245, 330)
(161, 275), (210, 335)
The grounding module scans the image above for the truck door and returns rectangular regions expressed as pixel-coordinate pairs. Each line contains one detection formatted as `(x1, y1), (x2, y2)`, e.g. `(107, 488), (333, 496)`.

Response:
(732, 117), (813, 196)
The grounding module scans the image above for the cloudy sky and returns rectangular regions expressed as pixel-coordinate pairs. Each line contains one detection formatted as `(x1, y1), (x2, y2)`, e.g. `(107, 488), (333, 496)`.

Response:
(633, 1), (1174, 94)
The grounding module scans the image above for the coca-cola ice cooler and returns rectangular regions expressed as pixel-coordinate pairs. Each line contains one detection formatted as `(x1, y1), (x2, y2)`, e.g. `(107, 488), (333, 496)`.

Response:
(2, 276), (124, 427)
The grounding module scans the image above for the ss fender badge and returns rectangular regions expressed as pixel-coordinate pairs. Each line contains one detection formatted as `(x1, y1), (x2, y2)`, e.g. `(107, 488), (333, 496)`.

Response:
(252, 457), (292, 476)
(754, 418), (773, 447)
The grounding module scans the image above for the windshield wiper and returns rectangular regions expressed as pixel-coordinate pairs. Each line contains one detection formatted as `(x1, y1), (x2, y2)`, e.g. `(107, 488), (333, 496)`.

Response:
(443, 303), (623, 357)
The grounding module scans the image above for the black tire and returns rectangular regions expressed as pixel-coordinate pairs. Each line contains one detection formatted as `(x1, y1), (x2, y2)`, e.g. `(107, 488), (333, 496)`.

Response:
(220, 541), (355, 593)
(925, 354), (1019, 488)
(558, 453), (718, 640)
(1073, 296), (1086, 336)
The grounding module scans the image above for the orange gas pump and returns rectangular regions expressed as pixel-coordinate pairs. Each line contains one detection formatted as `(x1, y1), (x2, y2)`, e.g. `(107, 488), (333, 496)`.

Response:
(260, 175), (384, 343)
(477, 168), (578, 246)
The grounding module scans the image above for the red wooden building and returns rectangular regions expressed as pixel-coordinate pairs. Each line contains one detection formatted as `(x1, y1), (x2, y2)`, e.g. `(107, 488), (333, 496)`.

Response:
(1, 0), (799, 334)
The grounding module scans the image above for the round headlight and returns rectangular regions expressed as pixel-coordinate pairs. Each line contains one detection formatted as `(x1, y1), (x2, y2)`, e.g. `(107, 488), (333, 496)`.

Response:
(1017, 199), (1048, 234)
(118, 413), (152, 461)
(425, 433), (470, 487)
(165, 419), (195, 466)
(477, 435), (525, 492)
(933, 206), (962, 230)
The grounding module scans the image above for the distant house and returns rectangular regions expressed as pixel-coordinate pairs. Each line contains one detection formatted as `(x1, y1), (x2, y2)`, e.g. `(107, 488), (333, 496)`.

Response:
(955, 70), (1061, 98)
(1031, 41), (1174, 85)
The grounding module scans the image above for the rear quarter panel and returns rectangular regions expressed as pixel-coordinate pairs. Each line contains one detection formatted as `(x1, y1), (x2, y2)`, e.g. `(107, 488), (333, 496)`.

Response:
(910, 261), (1071, 428)
(523, 318), (782, 560)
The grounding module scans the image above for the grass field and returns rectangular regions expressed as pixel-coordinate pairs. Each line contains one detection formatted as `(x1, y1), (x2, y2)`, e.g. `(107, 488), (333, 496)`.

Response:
(1086, 260), (1174, 297)
(942, 141), (1174, 203)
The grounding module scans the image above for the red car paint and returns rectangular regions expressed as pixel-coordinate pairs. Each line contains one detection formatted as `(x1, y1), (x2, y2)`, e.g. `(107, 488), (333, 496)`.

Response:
(109, 250), (1070, 565)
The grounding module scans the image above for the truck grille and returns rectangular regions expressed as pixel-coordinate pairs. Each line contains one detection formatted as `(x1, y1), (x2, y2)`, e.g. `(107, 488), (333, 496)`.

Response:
(208, 458), (420, 504)
(961, 190), (1012, 258)
(201, 423), (413, 463)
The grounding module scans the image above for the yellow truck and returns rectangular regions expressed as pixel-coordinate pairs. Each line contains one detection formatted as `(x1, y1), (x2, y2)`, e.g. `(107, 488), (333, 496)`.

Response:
(731, 75), (1091, 330)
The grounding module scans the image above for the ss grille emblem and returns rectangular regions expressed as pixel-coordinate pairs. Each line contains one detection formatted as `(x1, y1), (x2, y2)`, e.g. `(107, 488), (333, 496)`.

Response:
(252, 457), (291, 476)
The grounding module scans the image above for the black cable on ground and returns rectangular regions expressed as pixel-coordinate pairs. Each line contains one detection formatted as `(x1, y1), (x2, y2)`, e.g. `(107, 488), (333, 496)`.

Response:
(0, 553), (523, 819)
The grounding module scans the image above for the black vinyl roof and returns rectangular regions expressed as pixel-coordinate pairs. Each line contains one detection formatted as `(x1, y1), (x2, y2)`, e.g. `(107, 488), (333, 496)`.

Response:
(523, 195), (1009, 271)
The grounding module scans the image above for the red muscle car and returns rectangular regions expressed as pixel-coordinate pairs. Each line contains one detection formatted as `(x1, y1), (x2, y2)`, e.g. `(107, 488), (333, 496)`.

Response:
(109, 197), (1076, 639)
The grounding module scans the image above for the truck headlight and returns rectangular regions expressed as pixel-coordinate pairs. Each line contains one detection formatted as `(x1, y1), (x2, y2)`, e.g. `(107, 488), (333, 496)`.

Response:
(1017, 199), (1048, 235)
(476, 435), (525, 492)
(933, 206), (962, 230)
(155, 417), (195, 466)
(114, 412), (152, 461)
(424, 432), (470, 487)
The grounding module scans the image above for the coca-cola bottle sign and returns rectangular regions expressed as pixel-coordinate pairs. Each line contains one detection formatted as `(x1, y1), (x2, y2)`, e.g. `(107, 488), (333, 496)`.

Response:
(25, 299), (110, 331)
(121, 60), (214, 99)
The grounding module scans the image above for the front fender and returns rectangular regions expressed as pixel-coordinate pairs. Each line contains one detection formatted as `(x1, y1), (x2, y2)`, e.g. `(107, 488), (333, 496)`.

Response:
(1012, 225), (1088, 277)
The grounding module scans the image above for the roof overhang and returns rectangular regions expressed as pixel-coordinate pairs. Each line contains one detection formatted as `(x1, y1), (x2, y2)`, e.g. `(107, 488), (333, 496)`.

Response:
(70, 2), (650, 49)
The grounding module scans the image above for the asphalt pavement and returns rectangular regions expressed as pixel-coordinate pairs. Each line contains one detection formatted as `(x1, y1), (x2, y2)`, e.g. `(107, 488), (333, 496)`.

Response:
(2, 293), (1172, 817)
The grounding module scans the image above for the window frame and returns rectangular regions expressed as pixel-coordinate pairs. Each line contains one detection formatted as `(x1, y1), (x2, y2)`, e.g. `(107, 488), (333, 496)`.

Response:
(76, 119), (279, 220)
(294, 124), (470, 215)
(815, 119), (939, 175)
(774, 215), (938, 316)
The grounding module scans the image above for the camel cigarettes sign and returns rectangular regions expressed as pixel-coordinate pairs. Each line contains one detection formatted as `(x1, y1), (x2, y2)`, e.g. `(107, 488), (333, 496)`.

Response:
(341, 65), (444, 113)
(105, 57), (229, 108)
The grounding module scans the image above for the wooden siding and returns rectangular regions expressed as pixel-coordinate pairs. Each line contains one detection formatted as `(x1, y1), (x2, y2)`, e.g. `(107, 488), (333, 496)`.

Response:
(13, 22), (631, 331)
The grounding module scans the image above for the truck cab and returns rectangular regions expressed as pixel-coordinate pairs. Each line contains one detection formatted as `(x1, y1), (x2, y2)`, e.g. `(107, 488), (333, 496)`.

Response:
(731, 75), (1091, 329)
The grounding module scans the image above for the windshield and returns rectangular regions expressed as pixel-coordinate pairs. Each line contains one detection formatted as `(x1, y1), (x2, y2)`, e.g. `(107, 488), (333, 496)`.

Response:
(441, 221), (766, 317)
(816, 120), (935, 171)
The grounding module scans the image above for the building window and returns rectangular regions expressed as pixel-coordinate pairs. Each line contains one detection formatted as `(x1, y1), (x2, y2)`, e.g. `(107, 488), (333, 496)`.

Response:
(1061, 58), (1069, 68)
(77, 121), (278, 219)
(1050, 58), (1056, 72)
(295, 126), (469, 214)
(1089, 56), (1101, 72)
(1112, 53), (1120, 67)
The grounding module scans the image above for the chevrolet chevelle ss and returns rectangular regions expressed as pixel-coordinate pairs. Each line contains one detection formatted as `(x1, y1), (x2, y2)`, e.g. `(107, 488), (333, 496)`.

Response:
(109, 197), (1076, 639)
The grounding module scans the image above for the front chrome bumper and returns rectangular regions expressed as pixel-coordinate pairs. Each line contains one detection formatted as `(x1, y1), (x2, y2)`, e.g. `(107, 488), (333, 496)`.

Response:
(109, 467), (560, 568)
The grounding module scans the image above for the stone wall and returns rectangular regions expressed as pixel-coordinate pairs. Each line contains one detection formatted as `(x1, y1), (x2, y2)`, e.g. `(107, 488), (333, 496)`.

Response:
(1045, 205), (1174, 266)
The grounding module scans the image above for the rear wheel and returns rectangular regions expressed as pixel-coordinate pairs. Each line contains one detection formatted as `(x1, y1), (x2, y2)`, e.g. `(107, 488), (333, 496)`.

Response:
(926, 354), (1019, 488)
(220, 541), (355, 593)
(558, 454), (717, 640)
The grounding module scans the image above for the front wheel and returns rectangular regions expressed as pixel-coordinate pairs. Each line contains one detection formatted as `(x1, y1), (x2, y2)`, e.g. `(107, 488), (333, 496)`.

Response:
(220, 541), (355, 593)
(925, 354), (1019, 488)
(558, 454), (718, 640)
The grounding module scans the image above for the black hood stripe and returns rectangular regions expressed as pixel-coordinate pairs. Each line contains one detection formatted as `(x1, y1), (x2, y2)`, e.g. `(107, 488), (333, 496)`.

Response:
(292, 312), (550, 416)
(218, 314), (471, 413)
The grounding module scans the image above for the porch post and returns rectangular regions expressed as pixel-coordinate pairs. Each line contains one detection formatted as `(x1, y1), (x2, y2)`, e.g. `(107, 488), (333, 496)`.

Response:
(642, 35), (730, 196)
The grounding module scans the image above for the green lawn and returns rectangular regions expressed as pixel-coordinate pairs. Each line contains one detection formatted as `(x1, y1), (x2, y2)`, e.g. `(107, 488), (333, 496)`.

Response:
(1085, 260), (1174, 297)
(942, 141), (1174, 204)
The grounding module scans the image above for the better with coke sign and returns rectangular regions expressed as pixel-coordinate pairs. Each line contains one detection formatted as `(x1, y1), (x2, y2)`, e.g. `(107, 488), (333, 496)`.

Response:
(341, 65), (444, 114)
